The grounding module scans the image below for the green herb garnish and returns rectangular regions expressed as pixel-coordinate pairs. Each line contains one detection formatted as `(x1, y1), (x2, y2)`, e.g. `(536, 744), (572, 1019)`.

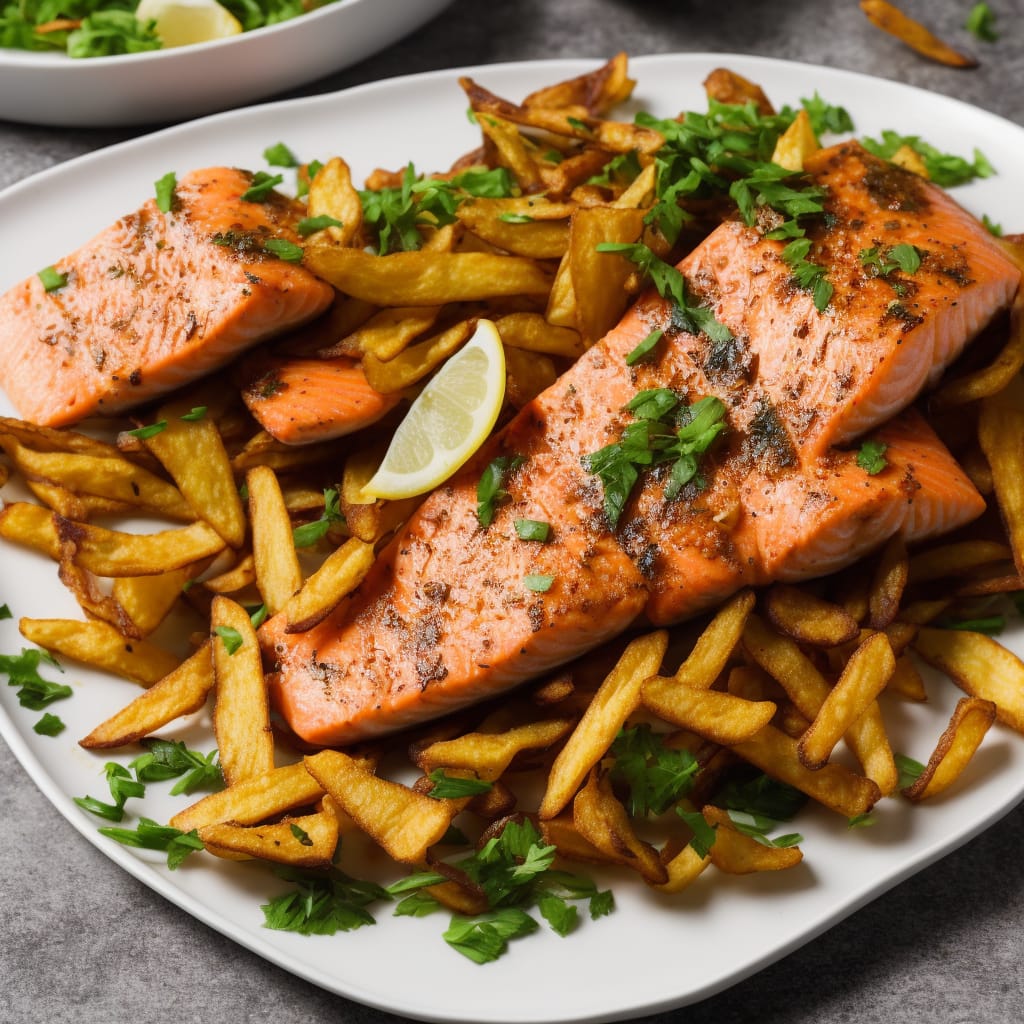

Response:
(524, 574), (555, 593)
(129, 739), (222, 796)
(98, 817), (203, 870)
(126, 421), (168, 440)
(33, 712), (65, 736)
(262, 865), (388, 934)
(609, 724), (700, 816)
(856, 440), (889, 475)
(214, 626), (244, 655)
(263, 142), (299, 167)
(476, 455), (524, 528)
(292, 488), (345, 547)
(427, 769), (494, 798)
(0, 648), (70, 710)
(38, 266), (68, 292)
(297, 214), (344, 237)
(625, 328), (663, 366)
(514, 519), (550, 542)
(240, 171), (284, 202)
(154, 171), (177, 214)
(895, 753), (927, 790)
(263, 238), (304, 263)
(965, 2), (998, 41)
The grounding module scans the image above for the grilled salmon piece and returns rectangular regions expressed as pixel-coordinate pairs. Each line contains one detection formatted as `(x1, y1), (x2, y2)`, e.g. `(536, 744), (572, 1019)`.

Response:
(263, 454), (649, 745)
(666, 142), (1019, 457)
(0, 167), (335, 427)
(239, 354), (401, 445)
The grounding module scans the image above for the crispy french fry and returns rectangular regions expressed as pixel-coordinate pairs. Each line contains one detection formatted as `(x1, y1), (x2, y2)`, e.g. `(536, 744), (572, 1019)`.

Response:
(200, 801), (343, 867)
(978, 375), (1024, 577)
(0, 501), (61, 559)
(908, 540), (1012, 583)
(902, 697), (997, 801)
(643, 684), (776, 746)
(573, 769), (667, 884)
(647, 840), (712, 894)
(283, 537), (375, 633)
(539, 631), (668, 819)
(211, 596), (274, 786)
(702, 806), (803, 874)
(868, 535), (908, 630)
(320, 305), (442, 361)
(414, 718), (574, 782)
(771, 108), (818, 171)
(798, 632), (895, 770)
(860, 0), (977, 68)
(308, 156), (363, 247)
(305, 245), (552, 305)
(80, 642), (214, 748)
(170, 761), (324, 833)
(914, 626), (1024, 733)
(247, 465), (303, 615)
(142, 399), (246, 548)
(703, 67), (775, 114)
(524, 52), (635, 116)
(111, 562), (206, 637)
(304, 750), (458, 864)
(731, 725), (882, 818)
(764, 584), (860, 648)
(362, 318), (475, 394)
(56, 515), (226, 577)
(19, 617), (180, 685)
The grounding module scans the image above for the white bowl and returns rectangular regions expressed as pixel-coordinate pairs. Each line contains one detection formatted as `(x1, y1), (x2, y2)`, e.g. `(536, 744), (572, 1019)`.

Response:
(0, 0), (452, 127)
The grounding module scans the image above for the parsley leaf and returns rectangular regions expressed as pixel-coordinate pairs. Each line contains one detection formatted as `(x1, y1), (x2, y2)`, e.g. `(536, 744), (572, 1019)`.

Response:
(625, 328), (663, 366)
(476, 455), (524, 528)
(262, 865), (388, 935)
(857, 440), (889, 475)
(514, 519), (550, 542)
(33, 712), (65, 736)
(241, 170), (284, 202)
(427, 770), (494, 798)
(292, 488), (345, 547)
(297, 214), (344, 237)
(609, 724), (700, 816)
(676, 808), (717, 857)
(263, 238), (304, 263)
(98, 817), (203, 870)
(75, 762), (145, 823)
(38, 266), (67, 292)
(861, 131), (994, 187)
(524, 574), (555, 593)
(126, 420), (168, 440)
(895, 753), (927, 789)
(214, 626), (244, 655)
(443, 908), (538, 964)
(154, 171), (176, 214)
(0, 604), (10, 619)
(0, 648), (70, 710)
(966, 2), (998, 41)
(179, 406), (207, 421)
(714, 772), (808, 821)
(263, 142), (298, 167)
(129, 739), (222, 796)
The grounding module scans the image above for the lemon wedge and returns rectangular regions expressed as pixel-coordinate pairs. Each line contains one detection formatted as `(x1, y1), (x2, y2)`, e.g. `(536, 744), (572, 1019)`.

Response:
(363, 319), (507, 500)
(135, 0), (243, 47)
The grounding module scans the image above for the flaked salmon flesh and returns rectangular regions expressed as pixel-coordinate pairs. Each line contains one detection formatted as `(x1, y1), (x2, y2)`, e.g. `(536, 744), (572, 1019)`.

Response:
(264, 143), (1016, 746)
(0, 167), (335, 427)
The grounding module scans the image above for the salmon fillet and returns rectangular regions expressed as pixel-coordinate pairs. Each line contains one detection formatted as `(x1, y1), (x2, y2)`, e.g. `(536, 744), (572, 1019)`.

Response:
(263, 143), (1009, 745)
(0, 167), (335, 427)
(239, 354), (401, 445)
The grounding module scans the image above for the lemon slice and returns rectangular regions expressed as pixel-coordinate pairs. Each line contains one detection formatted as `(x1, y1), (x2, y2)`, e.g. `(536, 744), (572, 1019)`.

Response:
(363, 319), (507, 500)
(135, 0), (243, 48)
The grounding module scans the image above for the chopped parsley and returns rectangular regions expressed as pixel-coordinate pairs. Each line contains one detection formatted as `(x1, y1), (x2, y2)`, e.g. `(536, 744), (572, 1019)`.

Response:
(361, 164), (516, 255)
(859, 243), (922, 279)
(939, 614), (1006, 636)
(609, 724), (700, 817)
(263, 142), (299, 168)
(262, 864), (389, 935)
(263, 238), (304, 263)
(965, 2), (998, 41)
(0, 604), (11, 619)
(676, 809), (718, 857)
(497, 212), (535, 224)
(98, 818), (203, 870)
(895, 753), (927, 790)
(33, 712), (65, 736)
(129, 739), (223, 796)
(387, 818), (612, 963)
(74, 762), (145, 823)
(514, 519), (550, 542)
(778, 235), (833, 312)
(583, 389), (727, 528)
(0, 648), (70, 710)
(214, 626), (244, 655)
(240, 171), (285, 203)
(248, 603), (269, 629)
(180, 406), (207, 421)
(297, 214), (344, 237)
(595, 242), (733, 343)
(154, 171), (176, 214)
(625, 328), (663, 366)
(476, 455), (524, 528)
(126, 421), (168, 440)
(524, 574), (555, 593)
(856, 439), (889, 475)
(983, 214), (1003, 237)
(292, 488), (345, 547)
(38, 266), (67, 292)
(290, 824), (314, 847)
(427, 769), (494, 799)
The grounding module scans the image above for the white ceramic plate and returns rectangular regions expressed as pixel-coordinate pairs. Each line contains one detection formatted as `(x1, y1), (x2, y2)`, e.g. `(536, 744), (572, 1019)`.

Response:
(0, 0), (452, 127)
(1, 53), (1023, 1024)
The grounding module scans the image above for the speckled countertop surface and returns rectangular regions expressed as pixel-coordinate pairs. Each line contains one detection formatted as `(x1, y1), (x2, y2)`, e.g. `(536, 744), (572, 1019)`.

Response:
(2, 2), (1024, 1022)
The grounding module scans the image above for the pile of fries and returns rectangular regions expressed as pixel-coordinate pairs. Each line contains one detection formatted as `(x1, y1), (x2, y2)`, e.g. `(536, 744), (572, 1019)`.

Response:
(2, 55), (1024, 935)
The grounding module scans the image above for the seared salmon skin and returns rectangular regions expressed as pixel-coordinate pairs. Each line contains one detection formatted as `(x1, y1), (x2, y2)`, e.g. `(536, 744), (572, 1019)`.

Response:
(262, 143), (1009, 745)
(0, 167), (335, 427)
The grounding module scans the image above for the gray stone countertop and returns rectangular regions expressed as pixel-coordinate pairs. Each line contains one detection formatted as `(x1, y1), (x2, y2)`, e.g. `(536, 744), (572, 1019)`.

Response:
(2, 1), (1024, 1021)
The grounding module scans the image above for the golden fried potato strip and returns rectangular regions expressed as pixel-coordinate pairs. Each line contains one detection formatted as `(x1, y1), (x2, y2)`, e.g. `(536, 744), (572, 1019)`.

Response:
(80, 642), (214, 749)
(859, 0), (977, 67)
(246, 465), (303, 615)
(200, 801), (343, 868)
(283, 537), (375, 633)
(702, 806), (803, 874)
(539, 631), (668, 820)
